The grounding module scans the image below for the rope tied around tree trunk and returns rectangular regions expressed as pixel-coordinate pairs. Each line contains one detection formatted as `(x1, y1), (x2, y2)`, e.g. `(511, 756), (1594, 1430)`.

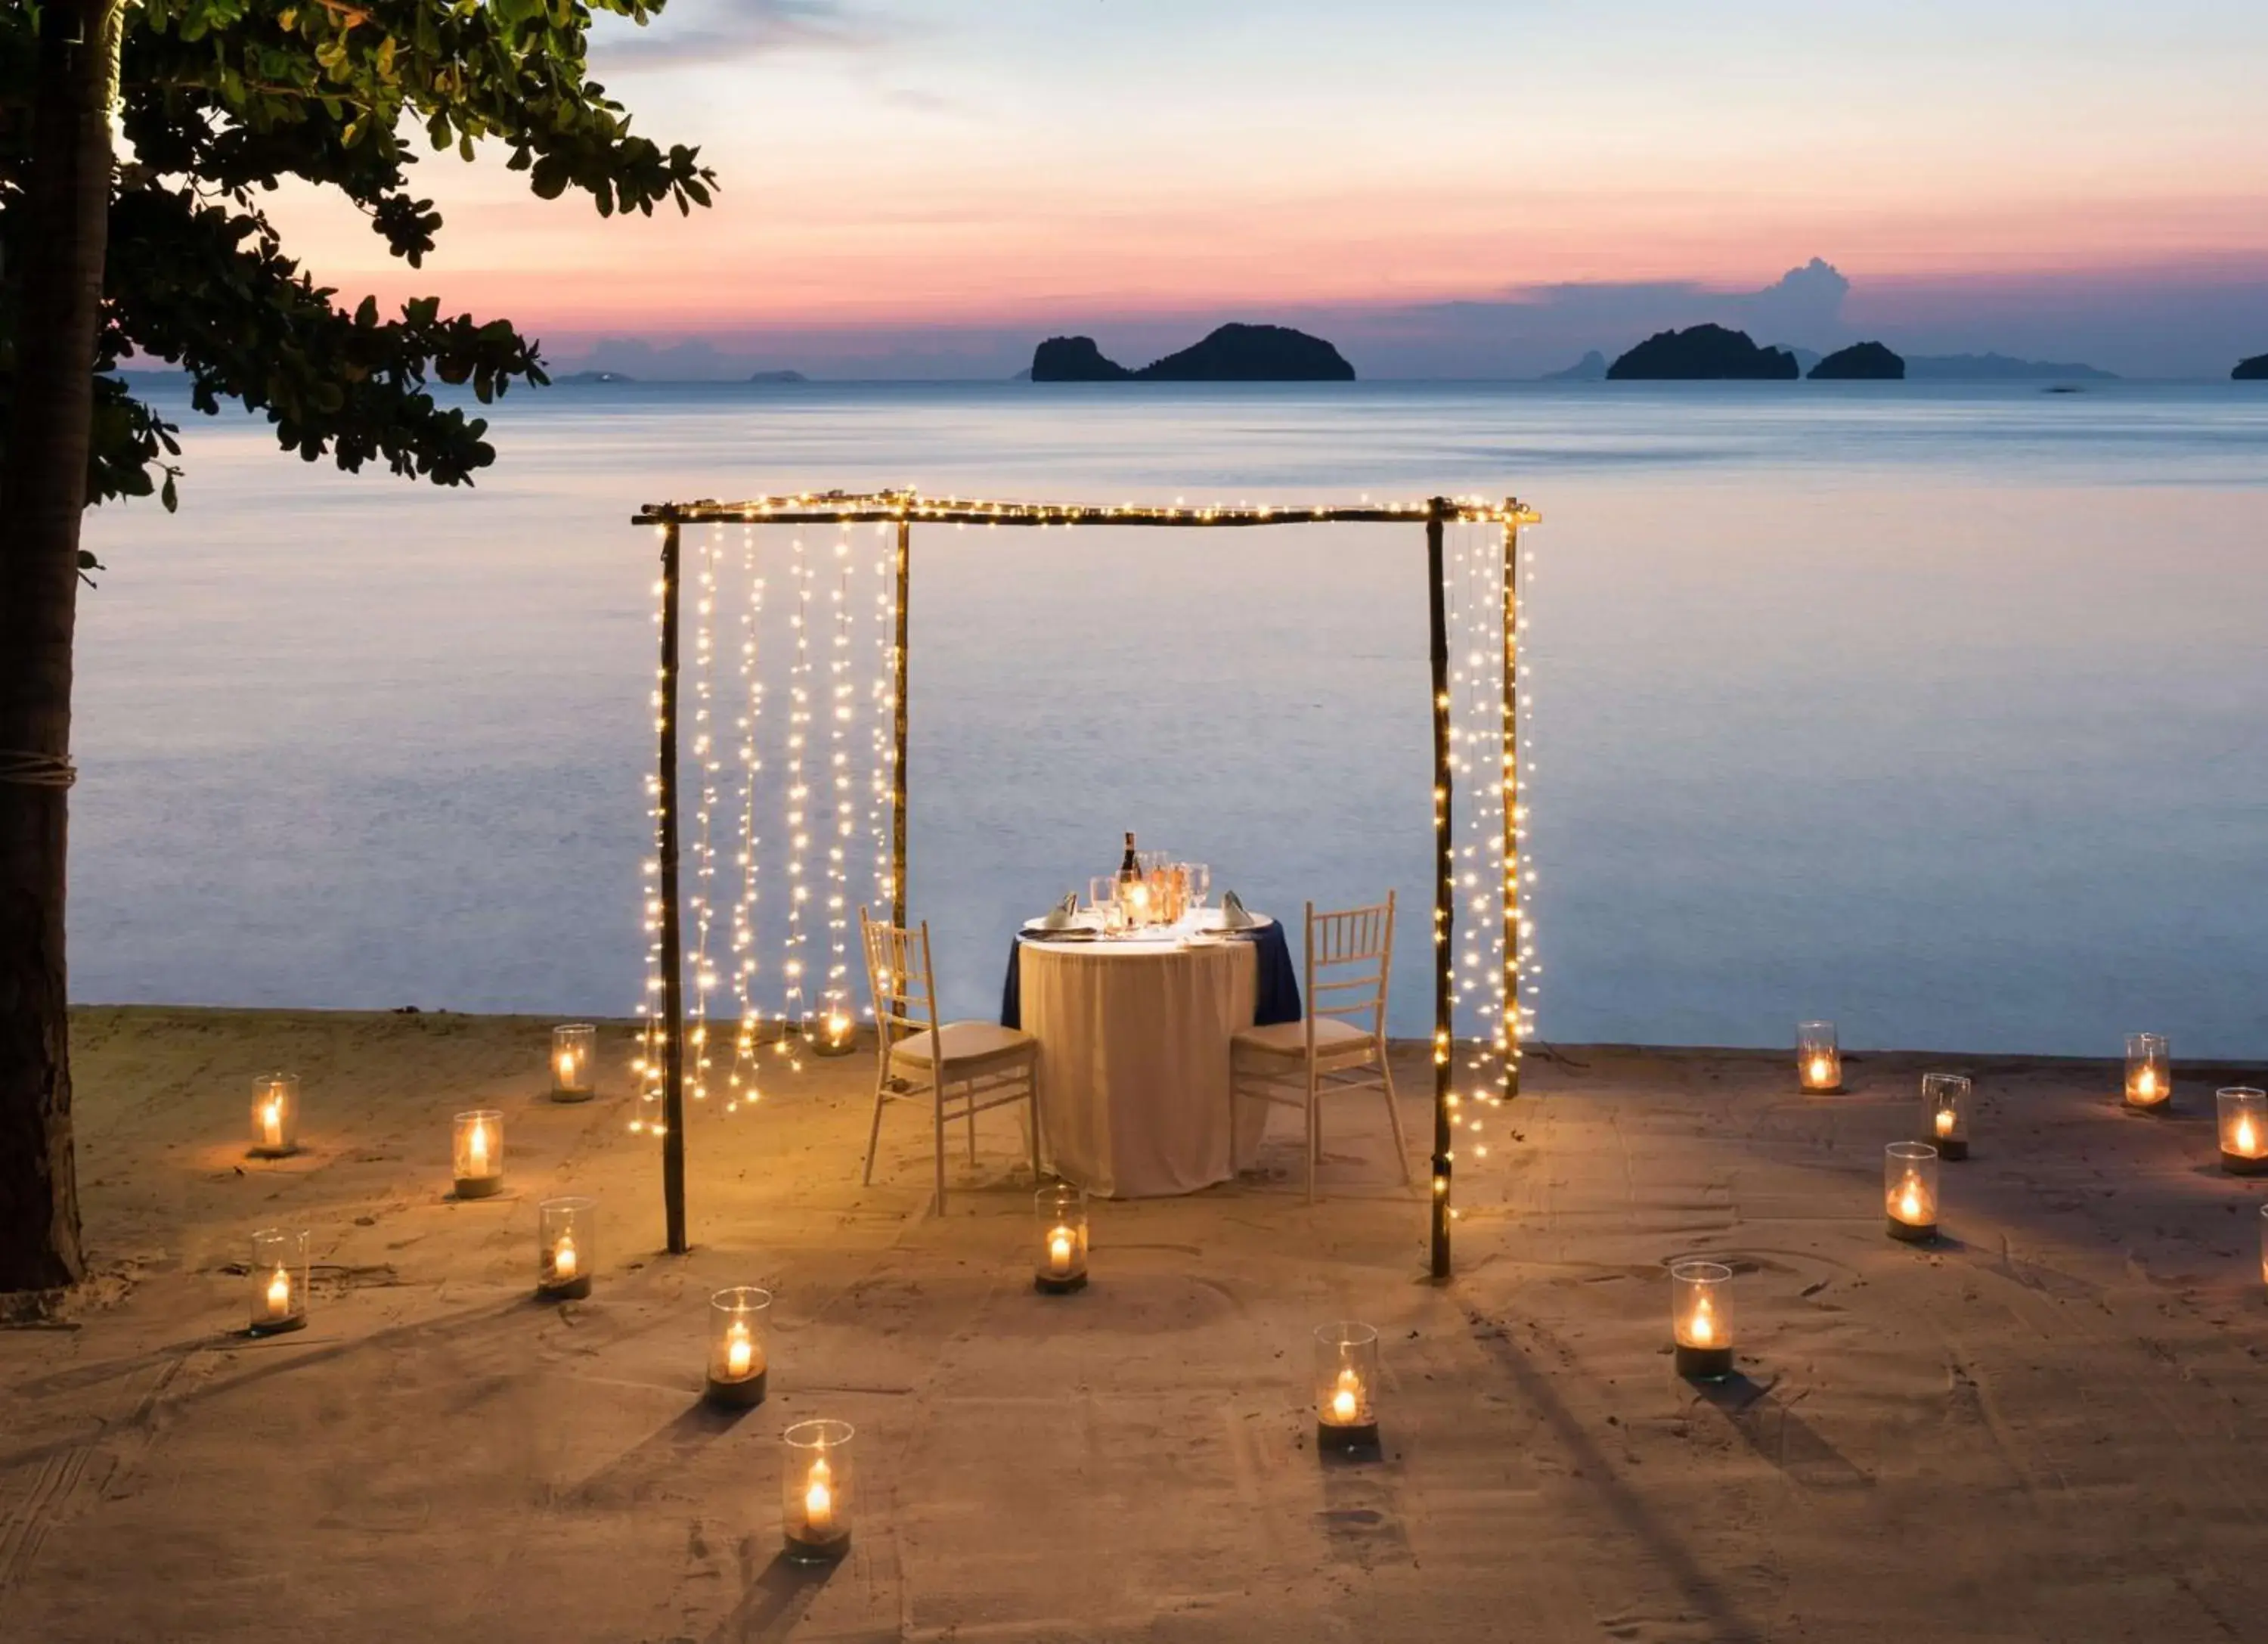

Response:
(0, 750), (78, 789)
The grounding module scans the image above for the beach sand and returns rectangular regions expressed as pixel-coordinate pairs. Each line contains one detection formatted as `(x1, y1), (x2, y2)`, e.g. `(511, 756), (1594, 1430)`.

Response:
(5, 1007), (2267, 1640)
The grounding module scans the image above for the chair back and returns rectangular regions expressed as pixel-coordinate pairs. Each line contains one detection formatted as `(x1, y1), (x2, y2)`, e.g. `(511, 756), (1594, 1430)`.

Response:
(858, 908), (939, 1069)
(1303, 892), (1396, 1040)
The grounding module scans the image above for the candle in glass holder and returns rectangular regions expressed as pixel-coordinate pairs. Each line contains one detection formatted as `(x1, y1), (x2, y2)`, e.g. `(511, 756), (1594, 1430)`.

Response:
(1797, 1022), (1840, 1093)
(2124, 1032), (2170, 1111)
(2217, 1087), (2267, 1177)
(782, 1419), (855, 1562)
(550, 1023), (597, 1102)
(705, 1286), (772, 1407)
(1033, 1181), (1089, 1293)
(1122, 879), (1154, 927)
(451, 1109), (503, 1199)
(1312, 1322), (1381, 1454)
(1921, 1073), (1972, 1161)
(1885, 1142), (1939, 1242)
(249, 1072), (300, 1157)
(1670, 1259), (1734, 1380)
(537, 1196), (595, 1299)
(248, 1227), (309, 1335)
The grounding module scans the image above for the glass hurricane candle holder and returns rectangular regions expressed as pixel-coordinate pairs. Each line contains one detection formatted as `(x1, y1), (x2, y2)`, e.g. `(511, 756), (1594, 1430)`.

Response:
(2217, 1087), (2268, 1177)
(782, 1419), (855, 1563)
(1033, 1181), (1089, 1293)
(808, 997), (857, 1058)
(1885, 1142), (1940, 1242)
(2124, 1031), (2170, 1111)
(1313, 1321), (1381, 1455)
(705, 1286), (772, 1407)
(451, 1109), (503, 1199)
(249, 1227), (309, 1335)
(551, 1024), (597, 1103)
(537, 1196), (595, 1299)
(1670, 1259), (1734, 1380)
(249, 1072), (300, 1157)
(1921, 1074), (1972, 1161)
(1797, 1022), (1841, 1093)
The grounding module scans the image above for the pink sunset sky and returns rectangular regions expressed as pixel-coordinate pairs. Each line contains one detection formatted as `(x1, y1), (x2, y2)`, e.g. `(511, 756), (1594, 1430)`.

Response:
(265, 0), (2268, 377)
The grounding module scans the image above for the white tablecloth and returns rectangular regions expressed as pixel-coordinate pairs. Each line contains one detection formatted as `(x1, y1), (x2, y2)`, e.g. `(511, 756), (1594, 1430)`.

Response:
(1020, 923), (1273, 1197)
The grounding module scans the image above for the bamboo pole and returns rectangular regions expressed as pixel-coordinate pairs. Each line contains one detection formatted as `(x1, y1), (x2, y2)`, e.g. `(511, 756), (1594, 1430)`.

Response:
(657, 522), (689, 1255)
(891, 516), (911, 932)
(1426, 500), (1454, 1280)
(1501, 514), (1521, 1106)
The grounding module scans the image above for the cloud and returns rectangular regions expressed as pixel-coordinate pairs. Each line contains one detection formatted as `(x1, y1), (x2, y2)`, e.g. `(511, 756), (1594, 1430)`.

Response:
(593, 0), (879, 67)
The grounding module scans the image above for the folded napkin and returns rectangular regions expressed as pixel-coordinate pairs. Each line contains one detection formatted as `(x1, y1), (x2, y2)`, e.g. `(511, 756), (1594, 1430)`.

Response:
(1218, 891), (1257, 931)
(1035, 892), (1080, 930)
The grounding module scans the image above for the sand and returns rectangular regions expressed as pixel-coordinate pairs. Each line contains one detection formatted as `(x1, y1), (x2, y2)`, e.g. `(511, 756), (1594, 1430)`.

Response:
(5, 1007), (2267, 1642)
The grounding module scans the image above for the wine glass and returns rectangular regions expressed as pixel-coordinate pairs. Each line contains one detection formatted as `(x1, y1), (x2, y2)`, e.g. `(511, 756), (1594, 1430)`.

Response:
(1186, 863), (1211, 910)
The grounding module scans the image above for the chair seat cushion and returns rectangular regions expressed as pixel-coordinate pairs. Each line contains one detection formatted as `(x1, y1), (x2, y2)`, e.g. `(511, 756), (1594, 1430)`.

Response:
(891, 1020), (1034, 1068)
(1232, 1016), (1376, 1059)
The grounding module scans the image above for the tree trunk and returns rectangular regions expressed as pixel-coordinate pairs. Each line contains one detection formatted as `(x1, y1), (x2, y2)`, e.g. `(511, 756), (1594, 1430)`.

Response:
(0, 0), (119, 1291)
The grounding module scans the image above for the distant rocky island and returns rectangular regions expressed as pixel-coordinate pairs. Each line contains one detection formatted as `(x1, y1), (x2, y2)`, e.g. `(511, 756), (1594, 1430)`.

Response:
(1606, 324), (1799, 380)
(555, 369), (636, 384)
(1541, 350), (1607, 382)
(2235, 354), (2268, 381)
(748, 369), (807, 384)
(1903, 353), (2115, 381)
(1809, 341), (1904, 380)
(1030, 323), (1354, 382)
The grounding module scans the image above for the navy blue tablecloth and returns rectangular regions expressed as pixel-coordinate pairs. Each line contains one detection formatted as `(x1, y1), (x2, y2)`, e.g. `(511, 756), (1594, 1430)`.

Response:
(1000, 920), (1301, 1031)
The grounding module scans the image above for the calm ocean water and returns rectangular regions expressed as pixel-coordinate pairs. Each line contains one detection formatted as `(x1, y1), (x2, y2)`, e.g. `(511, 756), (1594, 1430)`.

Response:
(75, 380), (2268, 1057)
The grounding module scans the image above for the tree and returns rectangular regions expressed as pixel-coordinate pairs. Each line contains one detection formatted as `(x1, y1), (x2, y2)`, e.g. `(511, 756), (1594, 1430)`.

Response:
(0, 0), (713, 1289)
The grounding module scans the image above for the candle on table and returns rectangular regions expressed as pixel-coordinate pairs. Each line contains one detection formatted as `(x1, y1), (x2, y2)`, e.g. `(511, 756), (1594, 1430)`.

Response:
(1033, 1182), (1089, 1293)
(265, 1265), (291, 1320)
(1797, 1022), (1840, 1093)
(1313, 1322), (1382, 1454)
(705, 1286), (773, 1407)
(2124, 1032), (2170, 1111)
(782, 1420), (855, 1562)
(536, 1196), (595, 1298)
(1921, 1073), (1972, 1162)
(2217, 1087), (2267, 1177)
(1885, 1142), (1940, 1243)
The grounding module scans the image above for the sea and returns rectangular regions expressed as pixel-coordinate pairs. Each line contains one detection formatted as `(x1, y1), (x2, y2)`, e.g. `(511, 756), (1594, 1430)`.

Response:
(74, 379), (2268, 1059)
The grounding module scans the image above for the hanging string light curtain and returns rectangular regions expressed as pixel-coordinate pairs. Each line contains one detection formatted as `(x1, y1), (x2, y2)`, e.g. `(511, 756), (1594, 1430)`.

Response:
(631, 492), (1539, 1273)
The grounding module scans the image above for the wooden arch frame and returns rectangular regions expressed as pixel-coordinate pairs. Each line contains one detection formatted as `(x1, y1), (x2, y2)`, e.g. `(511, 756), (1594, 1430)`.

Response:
(631, 490), (1540, 1277)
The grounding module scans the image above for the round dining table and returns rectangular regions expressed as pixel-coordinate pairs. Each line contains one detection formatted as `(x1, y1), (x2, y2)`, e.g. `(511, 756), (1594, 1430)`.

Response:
(1011, 914), (1282, 1198)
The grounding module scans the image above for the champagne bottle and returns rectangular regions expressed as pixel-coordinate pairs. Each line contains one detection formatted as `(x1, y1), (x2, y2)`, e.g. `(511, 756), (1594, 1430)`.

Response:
(1117, 832), (1139, 888)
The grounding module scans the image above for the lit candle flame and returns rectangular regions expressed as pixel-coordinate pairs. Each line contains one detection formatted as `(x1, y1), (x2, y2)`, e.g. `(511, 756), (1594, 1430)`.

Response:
(468, 1119), (490, 1171)
(1935, 1107), (1955, 1137)
(260, 1098), (283, 1150)
(1328, 1366), (1362, 1425)
(2135, 1068), (2159, 1100)
(1689, 1295), (1715, 1346)
(556, 1049), (578, 1085)
(725, 1318), (755, 1379)
(804, 1456), (835, 1534)
(1047, 1227), (1074, 1277)
(827, 1013), (850, 1042)
(1898, 1180), (1926, 1224)
(265, 1264), (291, 1319)
(552, 1231), (578, 1280)
(2237, 1115), (2260, 1157)
(1808, 1055), (1832, 1087)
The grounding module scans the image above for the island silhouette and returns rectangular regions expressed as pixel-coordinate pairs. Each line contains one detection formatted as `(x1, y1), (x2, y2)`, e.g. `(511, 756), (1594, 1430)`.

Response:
(1809, 341), (1904, 380)
(1030, 323), (1355, 382)
(1606, 324), (1800, 380)
(2236, 353), (2268, 380)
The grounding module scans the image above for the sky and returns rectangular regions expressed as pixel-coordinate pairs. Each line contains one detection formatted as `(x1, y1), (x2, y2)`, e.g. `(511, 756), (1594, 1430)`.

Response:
(262, 0), (2268, 377)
